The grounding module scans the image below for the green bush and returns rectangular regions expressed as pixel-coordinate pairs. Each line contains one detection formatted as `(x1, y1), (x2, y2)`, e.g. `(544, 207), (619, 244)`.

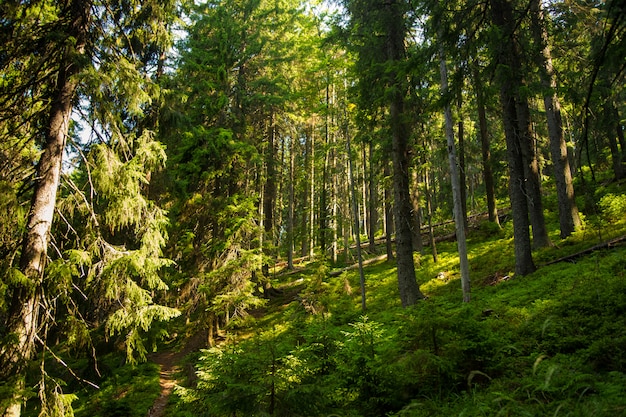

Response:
(598, 193), (626, 223)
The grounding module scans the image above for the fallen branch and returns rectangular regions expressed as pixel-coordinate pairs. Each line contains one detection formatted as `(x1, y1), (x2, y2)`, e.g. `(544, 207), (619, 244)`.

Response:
(329, 254), (388, 277)
(541, 235), (626, 266)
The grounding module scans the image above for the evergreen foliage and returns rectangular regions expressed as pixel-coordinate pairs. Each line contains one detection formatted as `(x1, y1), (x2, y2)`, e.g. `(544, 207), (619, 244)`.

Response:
(0, 0), (624, 416)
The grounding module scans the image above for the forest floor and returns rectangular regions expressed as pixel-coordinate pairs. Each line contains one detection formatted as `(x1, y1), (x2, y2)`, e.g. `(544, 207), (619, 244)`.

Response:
(146, 330), (207, 417)
(144, 235), (626, 417)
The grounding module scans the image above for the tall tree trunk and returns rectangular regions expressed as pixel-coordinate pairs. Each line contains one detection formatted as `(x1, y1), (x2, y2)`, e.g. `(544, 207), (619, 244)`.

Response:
(368, 142), (378, 253)
(605, 99), (625, 180)
(490, 0), (536, 276)
(472, 65), (500, 226)
(457, 96), (469, 234)
(383, 162), (394, 261)
(439, 47), (471, 303)
(287, 136), (295, 270)
(264, 113), (277, 242)
(529, 0), (581, 238)
(346, 121), (366, 311)
(516, 93), (551, 248)
(331, 132), (339, 264)
(385, 0), (424, 307)
(309, 124), (316, 258)
(1, 3), (89, 416)
(425, 169), (438, 263)
(410, 168), (423, 252)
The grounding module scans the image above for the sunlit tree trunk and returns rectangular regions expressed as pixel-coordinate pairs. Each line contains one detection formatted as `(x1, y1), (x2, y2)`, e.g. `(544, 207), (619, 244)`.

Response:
(439, 46), (471, 302)
(1, 3), (89, 416)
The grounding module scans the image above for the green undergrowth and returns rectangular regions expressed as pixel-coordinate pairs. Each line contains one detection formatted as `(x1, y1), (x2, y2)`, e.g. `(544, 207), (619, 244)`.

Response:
(160, 225), (626, 416)
(68, 181), (626, 417)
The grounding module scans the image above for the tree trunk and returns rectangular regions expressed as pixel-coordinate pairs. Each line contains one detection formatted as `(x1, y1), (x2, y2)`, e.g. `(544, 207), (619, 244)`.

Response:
(439, 47), (471, 303)
(287, 136), (295, 270)
(331, 129), (338, 263)
(605, 100), (625, 180)
(529, 0), (581, 238)
(425, 169), (438, 263)
(457, 97), (469, 234)
(490, 0), (536, 276)
(368, 141), (378, 253)
(263, 112), (277, 258)
(309, 124), (316, 258)
(472, 65), (500, 226)
(410, 168), (424, 252)
(347, 122), (366, 311)
(1, 3), (89, 416)
(516, 92), (552, 248)
(384, 162), (394, 261)
(385, 0), (424, 307)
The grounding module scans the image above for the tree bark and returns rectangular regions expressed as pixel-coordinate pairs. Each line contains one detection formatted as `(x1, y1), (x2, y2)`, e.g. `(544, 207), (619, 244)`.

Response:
(516, 92), (552, 248)
(410, 168), (424, 252)
(264, 113), (277, 235)
(346, 121), (366, 311)
(439, 47), (471, 303)
(287, 135), (295, 270)
(385, 0), (424, 307)
(472, 65), (500, 226)
(529, 0), (581, 238)
(1, 3), (89, 416)
(490, 0), (537, 276)
(457, 96), (469, 234)
(368, 141), (378, 254)
(383, 162), (395, 261)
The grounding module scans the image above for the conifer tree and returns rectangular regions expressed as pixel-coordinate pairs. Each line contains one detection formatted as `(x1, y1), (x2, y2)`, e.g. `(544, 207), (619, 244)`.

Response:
(0, 1), (180, 415)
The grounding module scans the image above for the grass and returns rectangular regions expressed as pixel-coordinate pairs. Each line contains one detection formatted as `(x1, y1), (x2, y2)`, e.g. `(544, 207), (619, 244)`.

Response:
(59, 181), (626, 417)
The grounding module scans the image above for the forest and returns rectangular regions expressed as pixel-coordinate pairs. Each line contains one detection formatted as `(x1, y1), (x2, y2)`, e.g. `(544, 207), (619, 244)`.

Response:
(0, 0), (625, 416)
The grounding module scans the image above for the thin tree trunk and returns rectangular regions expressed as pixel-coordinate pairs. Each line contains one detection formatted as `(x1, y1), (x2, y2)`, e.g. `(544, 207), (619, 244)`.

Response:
(410, 168), (423, 252)
(346, 121), (366, 311)
(331, 136), (338, 263)
(1, 3), (89, 416)
(472, 65), (500, 225)
(425, 170), (438, 263)
(368, 142), (378, 253)
(439, 47), (471, 303)
(386, 0), (424, 307)
(309, 124), (316, 258)
(605, 99), (625, 180)
(361, 143), (368, 240)
(457, 96), (469, 234)
(287, 136), (295, 270)
(263, 112), (277, 264)
(383, 162), (394, 261)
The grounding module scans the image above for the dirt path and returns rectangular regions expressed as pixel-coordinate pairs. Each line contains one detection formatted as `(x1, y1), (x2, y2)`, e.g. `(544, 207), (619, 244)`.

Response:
(146, 350), (184, 417)
(146, 330), (208, 417)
